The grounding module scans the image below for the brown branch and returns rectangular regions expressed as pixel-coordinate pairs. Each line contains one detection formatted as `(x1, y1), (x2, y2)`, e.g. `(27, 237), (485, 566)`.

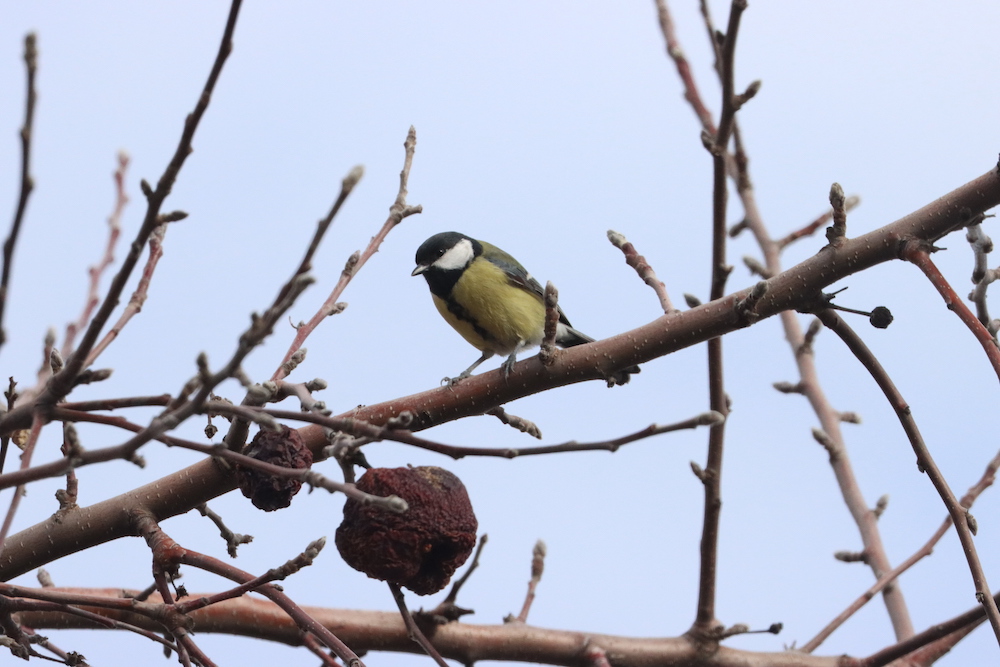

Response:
(0, 171), (997, 583)
(1, 592), (179, 656)
(59, 394), (172, 412)
(857, 589), (1000, 667)
(694, 0), (746, 636)
(280, 165), (364, 305)
(670, 8), (918, 634)
(271, 128), (421, 382)
(0, 33), (38, 353)
(195, 504), (253, 558)
(817, 308), (1000, 646)
(208, 404), (716, 460)
(175, 538), (325, 615)
(17, 586), (853, 666)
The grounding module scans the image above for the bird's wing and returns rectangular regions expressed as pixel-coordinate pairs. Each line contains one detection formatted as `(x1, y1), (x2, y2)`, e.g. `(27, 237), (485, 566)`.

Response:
(480, 242), (574, 326)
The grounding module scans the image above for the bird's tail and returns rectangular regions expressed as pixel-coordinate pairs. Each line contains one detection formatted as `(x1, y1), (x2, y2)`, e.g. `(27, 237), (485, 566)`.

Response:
(555, 324), (640, 386)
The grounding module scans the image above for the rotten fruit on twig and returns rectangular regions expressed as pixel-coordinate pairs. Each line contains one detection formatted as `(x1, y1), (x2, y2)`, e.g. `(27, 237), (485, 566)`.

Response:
(336, 466), (478, 595)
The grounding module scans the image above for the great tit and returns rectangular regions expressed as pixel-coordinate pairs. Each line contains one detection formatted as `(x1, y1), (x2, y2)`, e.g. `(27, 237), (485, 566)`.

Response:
(412, 231), (639, 386)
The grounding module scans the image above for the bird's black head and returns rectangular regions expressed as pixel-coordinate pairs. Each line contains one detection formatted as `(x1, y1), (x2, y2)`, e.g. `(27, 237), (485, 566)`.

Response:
(412, 232), (483, 297)
(413, 232), (482, 274)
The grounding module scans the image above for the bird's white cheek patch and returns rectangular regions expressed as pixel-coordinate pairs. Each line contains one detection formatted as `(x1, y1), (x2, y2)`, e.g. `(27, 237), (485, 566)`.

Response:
(434, 238), (475, 271)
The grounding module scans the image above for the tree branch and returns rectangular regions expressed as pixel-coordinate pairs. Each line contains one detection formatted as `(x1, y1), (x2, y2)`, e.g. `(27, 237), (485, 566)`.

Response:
(817, 308), (1000, 646)
(0, 33), (38, 353)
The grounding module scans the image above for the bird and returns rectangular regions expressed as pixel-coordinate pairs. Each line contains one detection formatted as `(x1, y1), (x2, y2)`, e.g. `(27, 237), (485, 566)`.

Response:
(411, 231), (639, 386)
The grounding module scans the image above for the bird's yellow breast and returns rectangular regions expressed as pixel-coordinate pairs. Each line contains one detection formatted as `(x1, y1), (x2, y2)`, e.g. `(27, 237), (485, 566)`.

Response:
(432, 258), (545, 355)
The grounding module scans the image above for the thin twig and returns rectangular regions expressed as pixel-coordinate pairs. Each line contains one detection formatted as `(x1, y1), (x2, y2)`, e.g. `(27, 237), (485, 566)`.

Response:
(0, 33), (38, 353)
(387, 582), (448, 667)
(858, 589), (1000, 667)
(0, 413), (44, 553)
(903, 242), (1000, 383)
(175, 538), (325, 614)
(661, 0), (917, 637)
(825, 183), (848, 247)
(538, 281), (560, 366)
(654, 1), (715, 134)
(966, 222), (1000, 340)
(271, 129), (421, 382)
(43, 0), (244, 401)
(817, 308), (1000, 647)
(694, 0), (746, 636)
(513, 541), (546, 624)
(438, 534), (488, 610)
(264, 163), (364, 383)
(802, 446), (1000, 652)
(83, 222), (166, 368)
(607, 229), (676, 314)
(196, 504), (253, 558)
(485, 406), (542, 439)
(29, 408), (407, 513)
(61, 152), (130, 359)
(778, 195), (860, 250)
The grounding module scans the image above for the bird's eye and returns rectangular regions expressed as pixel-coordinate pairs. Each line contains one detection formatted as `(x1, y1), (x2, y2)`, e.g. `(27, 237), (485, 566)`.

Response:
(436, 249), (445, 257)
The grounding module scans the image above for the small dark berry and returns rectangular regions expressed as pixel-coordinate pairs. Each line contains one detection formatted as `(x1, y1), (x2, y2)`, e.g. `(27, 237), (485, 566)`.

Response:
(236, 426), (313, 512)
(869, 306), (893, 329)
(335, 466), (477, 595)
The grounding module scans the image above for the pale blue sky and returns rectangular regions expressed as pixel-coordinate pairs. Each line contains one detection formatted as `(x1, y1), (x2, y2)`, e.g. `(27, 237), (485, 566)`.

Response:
(2, 2), (1000, 665)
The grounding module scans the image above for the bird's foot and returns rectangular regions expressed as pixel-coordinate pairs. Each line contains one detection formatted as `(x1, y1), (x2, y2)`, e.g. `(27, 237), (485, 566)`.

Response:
(500, 354), (518, 379)
(441, 373), (469, 387)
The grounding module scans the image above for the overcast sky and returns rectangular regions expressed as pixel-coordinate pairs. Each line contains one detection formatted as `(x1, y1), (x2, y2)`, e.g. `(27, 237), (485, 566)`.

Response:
(2, 2), (1000, 666)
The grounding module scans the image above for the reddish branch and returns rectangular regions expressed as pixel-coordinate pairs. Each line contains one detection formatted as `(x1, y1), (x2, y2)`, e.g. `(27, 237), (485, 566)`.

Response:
(903, 241), (1000, 383)
(84, 221), (165, 368)
(271, 128), (421, 382)
(61, 152), (130, 360)
(607, 229), (676, 314)
(654, 0), (715, 134)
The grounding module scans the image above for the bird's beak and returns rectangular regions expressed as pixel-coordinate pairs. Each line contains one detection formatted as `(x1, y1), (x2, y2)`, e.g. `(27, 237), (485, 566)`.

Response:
(411, 265), (428, 276)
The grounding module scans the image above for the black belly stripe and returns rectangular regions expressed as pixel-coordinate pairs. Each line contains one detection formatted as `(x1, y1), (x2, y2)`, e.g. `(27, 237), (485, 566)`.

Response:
(445, 296), (498, 345)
